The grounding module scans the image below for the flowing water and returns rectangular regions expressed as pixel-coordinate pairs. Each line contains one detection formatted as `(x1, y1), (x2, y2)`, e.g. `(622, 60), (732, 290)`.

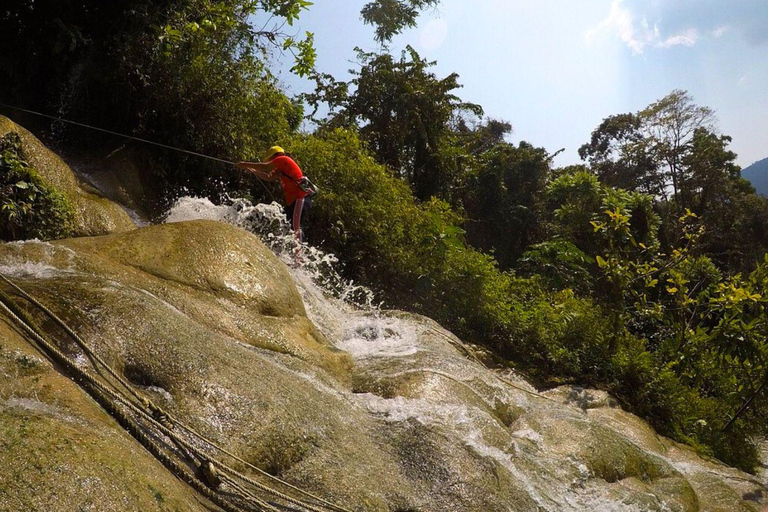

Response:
(161, 195), (768, 511)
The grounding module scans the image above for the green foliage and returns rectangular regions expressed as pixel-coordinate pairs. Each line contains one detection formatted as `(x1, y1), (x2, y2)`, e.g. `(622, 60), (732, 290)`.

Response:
(360, 0), (441, 43)
(293, 88), (768, 472)
(287, 130), (553, 349)
(579, 90), (717, 208)
(546, 170), (659, 260)
(288, 129), (625, 400)
(640, 90), (715, 205)
(578, 113), (662, 195)
(325, 45), (482, 201)
(0, 134), (75, 241)
(290, 32), (317, 77)
(0, 1), (309, 201)
(462, 140), (551, 268)
(582, 202), (768, 470)
(519, 240), (594, 294)
(288, 129), (427, 288)
(504, 286), (613, 379)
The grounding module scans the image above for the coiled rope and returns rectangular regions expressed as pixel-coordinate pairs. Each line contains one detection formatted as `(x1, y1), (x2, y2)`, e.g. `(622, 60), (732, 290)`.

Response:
(0, 274), (350, 512)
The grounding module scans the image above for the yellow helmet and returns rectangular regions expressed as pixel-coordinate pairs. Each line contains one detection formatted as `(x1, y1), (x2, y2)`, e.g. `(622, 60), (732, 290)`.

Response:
(264, 146), (285, 161)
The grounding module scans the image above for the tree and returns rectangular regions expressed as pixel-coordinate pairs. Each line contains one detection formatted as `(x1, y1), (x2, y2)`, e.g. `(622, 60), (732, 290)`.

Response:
(578, 113), (662, 196)
(462, 140), (551, 268)
(0, 0), (313, 200)
(640, 90), (715, 207)
(0, 1), (315, 115)
(333, 46), (482, 201)
(589, 205), (768, 469)
(545, 170), (659, 268)
(360, 0), (441, 43)
(681, 128), (741, 213)
(580, 90), (716, 208)
(677, 129), (768, 270)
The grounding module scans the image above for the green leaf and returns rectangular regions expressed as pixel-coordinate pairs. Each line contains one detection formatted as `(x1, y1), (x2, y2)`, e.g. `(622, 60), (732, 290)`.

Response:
(596, 255), (607, 268)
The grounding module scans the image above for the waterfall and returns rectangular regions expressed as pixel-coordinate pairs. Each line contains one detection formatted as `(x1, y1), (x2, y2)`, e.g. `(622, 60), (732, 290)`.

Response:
(161, 195), (766, 511)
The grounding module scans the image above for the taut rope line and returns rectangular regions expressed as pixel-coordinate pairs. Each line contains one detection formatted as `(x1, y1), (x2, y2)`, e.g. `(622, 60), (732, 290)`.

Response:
(0, 102), (278, 201)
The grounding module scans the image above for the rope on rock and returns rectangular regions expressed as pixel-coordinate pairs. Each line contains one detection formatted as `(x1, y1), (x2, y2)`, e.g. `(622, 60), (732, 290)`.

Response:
(0, 273), (146, 403)
(0, 291), (246, 512)
(0, 274), (351, 512)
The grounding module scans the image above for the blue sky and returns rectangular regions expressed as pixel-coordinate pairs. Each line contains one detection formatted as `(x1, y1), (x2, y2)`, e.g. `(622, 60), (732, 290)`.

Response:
(265, 0), (768, 168)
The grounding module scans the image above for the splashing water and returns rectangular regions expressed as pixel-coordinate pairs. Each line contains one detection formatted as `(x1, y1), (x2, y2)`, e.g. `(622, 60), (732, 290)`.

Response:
(163, 196), (421, 362)
(337, 315), (421, 358)
(164, 196), (377, 309)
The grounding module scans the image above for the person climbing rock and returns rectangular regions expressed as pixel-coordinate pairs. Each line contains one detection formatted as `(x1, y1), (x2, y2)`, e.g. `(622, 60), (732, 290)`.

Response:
(237, 146), (317, 242)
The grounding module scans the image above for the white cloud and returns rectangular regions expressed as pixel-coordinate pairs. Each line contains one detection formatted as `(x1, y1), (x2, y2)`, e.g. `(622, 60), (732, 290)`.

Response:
(590, 0), (768, 52)
(587, 0), (659, 54)
(713, 25), (730, 38)
(587, 0), (717, 53)
(660, 28), (699, 48)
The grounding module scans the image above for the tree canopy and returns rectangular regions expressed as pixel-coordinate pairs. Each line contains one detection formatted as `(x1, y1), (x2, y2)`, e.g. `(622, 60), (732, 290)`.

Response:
(361, 0), (441, 42)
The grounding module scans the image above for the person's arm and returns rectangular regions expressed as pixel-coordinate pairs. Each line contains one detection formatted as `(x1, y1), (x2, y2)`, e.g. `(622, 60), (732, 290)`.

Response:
(236, 161), (279, 181)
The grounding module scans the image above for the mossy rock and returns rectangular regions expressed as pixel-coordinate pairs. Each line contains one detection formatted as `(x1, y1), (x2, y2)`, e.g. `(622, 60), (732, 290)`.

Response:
(57, 220), (353, 380)
(0, 116), (135, 238)
(0, 322), (207, 511)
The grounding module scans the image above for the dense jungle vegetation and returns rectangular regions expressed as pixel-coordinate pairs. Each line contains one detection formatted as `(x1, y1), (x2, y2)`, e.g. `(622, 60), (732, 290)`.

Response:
(3, 0), (768, 471)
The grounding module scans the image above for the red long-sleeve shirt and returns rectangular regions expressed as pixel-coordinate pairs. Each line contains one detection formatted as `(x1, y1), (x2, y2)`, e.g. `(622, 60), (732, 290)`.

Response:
(271, 155), (307, 205)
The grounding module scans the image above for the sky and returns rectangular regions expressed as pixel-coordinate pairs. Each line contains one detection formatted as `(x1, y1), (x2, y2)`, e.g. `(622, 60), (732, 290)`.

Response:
(264, 0), (768, 168)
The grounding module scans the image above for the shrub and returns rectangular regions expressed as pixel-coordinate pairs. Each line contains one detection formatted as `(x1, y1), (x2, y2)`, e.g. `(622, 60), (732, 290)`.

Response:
(0, 134), (75, 241)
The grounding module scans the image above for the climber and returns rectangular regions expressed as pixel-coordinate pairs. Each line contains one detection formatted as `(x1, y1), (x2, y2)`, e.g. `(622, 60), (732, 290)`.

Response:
(237, 146), (317, 242)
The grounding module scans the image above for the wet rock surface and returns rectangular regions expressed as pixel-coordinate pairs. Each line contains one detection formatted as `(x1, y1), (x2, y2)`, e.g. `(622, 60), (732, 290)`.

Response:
(0, 219), (766, 511)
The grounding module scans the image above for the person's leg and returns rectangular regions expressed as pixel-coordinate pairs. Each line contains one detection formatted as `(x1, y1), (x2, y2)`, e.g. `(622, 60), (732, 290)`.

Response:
(285, 202), (296, 232)
(299, 196), (312, 243)
(291, 197), (305, 242)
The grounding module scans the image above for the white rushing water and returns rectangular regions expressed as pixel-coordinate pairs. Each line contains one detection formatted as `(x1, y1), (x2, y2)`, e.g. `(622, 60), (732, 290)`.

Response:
(165, 196), (376, 309)
(164, 196), (429, 363)
(0, 240), (77, 279)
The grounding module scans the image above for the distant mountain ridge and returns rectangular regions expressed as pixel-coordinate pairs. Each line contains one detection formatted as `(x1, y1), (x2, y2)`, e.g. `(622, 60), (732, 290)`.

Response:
(743, 156), (768, 195)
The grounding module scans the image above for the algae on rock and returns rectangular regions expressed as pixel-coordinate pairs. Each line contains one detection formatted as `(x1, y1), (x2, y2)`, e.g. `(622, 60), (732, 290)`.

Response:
(0, 321), (209, 512)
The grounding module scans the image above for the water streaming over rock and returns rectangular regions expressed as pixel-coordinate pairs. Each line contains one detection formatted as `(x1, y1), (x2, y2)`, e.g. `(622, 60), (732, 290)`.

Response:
(1, 113), (764, 509)
(160, 195), (768, 511)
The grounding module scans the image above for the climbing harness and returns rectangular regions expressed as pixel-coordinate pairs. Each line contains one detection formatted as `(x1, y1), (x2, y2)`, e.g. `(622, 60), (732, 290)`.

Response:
(0, 102), (278, 202)
(0, 273), (350, 512)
